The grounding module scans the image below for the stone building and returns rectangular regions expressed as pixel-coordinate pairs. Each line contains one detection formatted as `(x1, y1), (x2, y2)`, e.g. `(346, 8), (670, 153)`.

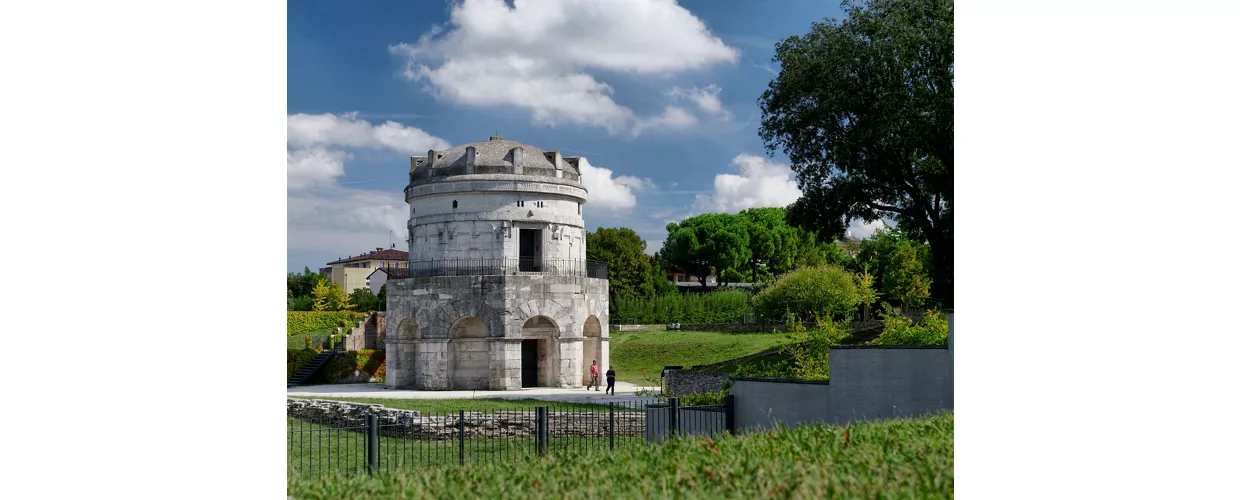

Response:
(384, 137), (610, 390)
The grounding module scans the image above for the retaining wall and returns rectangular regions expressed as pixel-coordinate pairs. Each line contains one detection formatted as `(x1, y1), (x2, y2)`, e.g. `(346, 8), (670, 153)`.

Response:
(729, 313), (954, 429)
(287, 398), (646, 439)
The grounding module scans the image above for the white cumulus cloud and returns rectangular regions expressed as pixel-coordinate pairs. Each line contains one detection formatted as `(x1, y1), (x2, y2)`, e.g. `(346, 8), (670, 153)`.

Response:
(288, 112), (449, 154)
(578, 157), (646, 210)
(668, 84), (730, 119)
(286, 113), (450, 256)
(390, 0), (738, 135)
(692, 154), (803, 213)
(631, 105), (698, 137)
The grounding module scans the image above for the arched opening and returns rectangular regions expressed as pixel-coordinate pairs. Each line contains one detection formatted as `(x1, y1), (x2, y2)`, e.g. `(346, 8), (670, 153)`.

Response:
(520, 316), (558, 388)
(582, 315), (603, 386)
(397, 318), (420, 339)
(449, 316), (489, 389)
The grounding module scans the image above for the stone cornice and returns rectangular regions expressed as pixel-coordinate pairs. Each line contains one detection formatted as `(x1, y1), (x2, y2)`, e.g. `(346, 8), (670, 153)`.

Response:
(406, 178), (587, 203)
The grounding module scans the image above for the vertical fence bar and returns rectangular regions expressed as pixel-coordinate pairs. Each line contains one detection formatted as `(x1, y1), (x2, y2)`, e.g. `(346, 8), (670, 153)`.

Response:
(724, 394), (737, 435)
(536, 406), (548, 456)
(668, 398), (679, 439)
(366, 413), (379, 476)
(458, 410), (466, 466)
(609, 402), (615, 451)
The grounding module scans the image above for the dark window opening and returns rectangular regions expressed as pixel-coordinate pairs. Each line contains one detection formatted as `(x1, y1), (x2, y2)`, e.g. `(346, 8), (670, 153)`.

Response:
(452, 200), (458, 209)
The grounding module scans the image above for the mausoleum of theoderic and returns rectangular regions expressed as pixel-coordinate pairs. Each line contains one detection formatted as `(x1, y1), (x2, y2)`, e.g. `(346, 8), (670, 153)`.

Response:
(384, 137), (609, 390)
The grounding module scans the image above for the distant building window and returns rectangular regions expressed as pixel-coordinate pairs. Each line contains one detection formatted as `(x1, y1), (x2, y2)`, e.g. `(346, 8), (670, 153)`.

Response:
(453, 200), (458, 209)
(577, 203), (581, 214)
(517, 200), (524, 207)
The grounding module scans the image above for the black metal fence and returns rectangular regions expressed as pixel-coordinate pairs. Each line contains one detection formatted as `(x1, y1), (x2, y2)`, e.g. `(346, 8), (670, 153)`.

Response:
(287, 397), (732, 478)
(395, 258), (608, 279)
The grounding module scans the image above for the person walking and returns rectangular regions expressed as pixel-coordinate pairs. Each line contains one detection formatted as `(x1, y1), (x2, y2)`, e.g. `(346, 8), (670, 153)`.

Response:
(589, 360), (600, 391)
(605, 366), (616, 395)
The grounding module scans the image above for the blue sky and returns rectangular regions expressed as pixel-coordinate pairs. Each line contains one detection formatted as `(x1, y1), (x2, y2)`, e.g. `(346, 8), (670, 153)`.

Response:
(287, 0), (882, 273)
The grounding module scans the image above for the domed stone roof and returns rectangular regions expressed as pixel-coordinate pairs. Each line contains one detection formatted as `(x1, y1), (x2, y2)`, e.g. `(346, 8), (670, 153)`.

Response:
(413, 136), (582, 175)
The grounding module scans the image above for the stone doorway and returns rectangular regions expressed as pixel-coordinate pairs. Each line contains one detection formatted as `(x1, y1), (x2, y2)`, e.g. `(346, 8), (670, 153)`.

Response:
(521, 339), (539, 388)
(518, 228), (542, 271)
(520, 316), (558, 387)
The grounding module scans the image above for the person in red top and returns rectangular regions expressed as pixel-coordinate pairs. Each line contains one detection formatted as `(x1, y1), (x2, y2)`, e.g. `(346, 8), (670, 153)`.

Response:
(588, 360), (600, 391)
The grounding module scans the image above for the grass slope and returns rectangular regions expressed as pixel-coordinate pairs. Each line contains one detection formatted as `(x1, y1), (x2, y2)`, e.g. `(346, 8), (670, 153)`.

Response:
(608, 329), (789, 383)
(288, 411), (954, 499)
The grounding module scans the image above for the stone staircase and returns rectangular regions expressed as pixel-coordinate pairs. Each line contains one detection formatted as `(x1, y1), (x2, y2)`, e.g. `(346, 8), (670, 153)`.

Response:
(288, 351), (335, 388)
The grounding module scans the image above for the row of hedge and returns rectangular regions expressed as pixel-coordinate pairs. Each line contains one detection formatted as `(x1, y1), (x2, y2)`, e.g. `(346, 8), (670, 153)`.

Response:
(613, 289), (754, 324)
(287, 311), (364, 336)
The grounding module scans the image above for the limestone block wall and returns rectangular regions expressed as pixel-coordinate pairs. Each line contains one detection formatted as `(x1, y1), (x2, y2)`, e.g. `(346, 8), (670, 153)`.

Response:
(450, 339), (490, 388)
(489, 340), (522, 390)
(288, 398), (647, 439)
(384, 274), (609, 391)
(405, 178), (588, 262)
(665, 370), (731, 396)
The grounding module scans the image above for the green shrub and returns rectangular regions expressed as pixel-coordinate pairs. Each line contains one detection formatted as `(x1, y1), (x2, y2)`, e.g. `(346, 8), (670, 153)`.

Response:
(872, 307), (949, 346)
(287, 349), (319, 380)
(288, 311), (362, 336)
(316, 350), (387, 383)
(287, 296), (314, 311)
(753, 265), (859, 322)
(613, 289), (753, 324)
(676, 390), (728, 406)
(732, 358), (794, 378)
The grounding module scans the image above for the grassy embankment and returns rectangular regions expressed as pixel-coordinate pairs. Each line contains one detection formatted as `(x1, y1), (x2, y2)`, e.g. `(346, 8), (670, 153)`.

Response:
(288, 411), (954, 499)
(606, 329), (789, 384)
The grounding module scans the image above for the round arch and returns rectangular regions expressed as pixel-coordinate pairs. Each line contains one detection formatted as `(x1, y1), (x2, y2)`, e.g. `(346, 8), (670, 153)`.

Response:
(520, 315), (559, 338)
(396, 317), (420, 340)
(449, 316), (489, 338)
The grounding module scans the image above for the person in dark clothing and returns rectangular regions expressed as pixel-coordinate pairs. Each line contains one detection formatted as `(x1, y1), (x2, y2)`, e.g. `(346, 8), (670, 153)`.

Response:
(605, 366), (616, 395)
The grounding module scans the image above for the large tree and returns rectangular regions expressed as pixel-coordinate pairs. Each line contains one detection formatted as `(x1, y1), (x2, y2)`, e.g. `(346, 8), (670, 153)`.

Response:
(758, 0), (953, 306)
(738, 207), (801, 282)
(664, 213), (748, 287)
(660, 213), (751, 287)
(586, 227), (655, 300)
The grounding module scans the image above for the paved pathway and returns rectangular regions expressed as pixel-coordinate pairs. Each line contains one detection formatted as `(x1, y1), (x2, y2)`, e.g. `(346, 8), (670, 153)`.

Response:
(287, 381), (663, 405)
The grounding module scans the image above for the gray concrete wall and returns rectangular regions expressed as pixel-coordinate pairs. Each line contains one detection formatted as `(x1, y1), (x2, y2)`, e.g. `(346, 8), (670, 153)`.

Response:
(645, 406), (728, 441)
(731, 313), (953, 429)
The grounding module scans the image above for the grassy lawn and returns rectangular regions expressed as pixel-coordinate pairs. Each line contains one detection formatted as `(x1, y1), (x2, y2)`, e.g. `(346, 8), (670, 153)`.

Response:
(287, 397), (651, 414)
(288, 411), (954, 499)
(608, 329), (790, 384)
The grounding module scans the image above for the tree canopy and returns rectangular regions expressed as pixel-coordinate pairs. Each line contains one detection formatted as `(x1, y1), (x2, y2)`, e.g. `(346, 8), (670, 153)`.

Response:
(287, 267), (322, 298)
(661, 209), (849, 286)
(660, 213), (751, 286)
(586, 227), (655, 300)
(758, 0), (953, 306)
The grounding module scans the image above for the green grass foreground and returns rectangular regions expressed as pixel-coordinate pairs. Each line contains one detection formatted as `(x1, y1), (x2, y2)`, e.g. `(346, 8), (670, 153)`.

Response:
(287, 411), (953, 500)
(608, 329), (789, 383)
